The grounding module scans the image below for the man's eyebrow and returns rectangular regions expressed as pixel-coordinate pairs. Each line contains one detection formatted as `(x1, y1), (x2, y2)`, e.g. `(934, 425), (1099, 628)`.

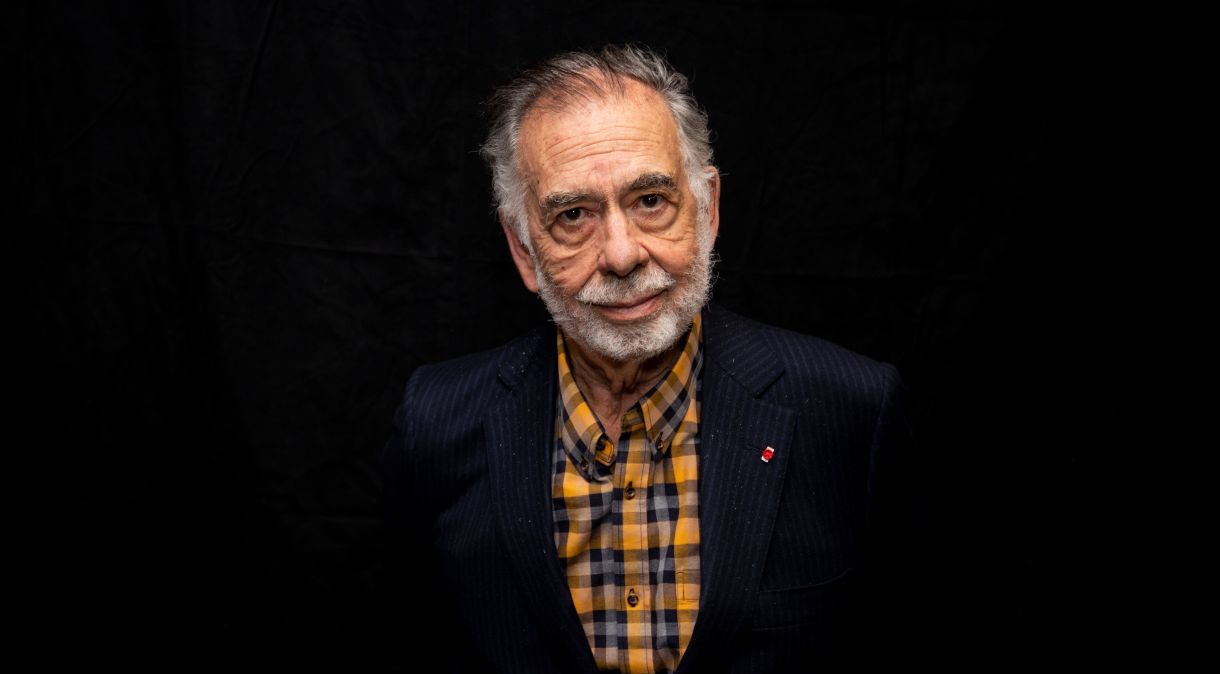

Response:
(539, 173), (676, 213)
(627, 172), (677, 192)
(540, 191), (604, 213)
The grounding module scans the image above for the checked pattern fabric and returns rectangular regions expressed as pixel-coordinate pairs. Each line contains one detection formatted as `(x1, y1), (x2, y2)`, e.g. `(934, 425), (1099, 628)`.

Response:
(551, 314), (703, 674)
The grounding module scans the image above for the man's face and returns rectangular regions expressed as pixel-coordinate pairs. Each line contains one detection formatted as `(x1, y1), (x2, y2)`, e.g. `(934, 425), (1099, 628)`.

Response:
(504, 78), (720, 362)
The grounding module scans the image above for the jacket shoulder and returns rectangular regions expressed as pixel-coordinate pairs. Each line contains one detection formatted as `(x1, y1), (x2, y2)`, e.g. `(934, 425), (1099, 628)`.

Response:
(704, 304), (899, 411)
(397, 325), (550, 422)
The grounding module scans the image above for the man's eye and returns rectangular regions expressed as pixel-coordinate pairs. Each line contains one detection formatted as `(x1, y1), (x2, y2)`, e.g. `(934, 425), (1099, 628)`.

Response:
(640, 194), (661, 208)
(560, 208), (583, 223)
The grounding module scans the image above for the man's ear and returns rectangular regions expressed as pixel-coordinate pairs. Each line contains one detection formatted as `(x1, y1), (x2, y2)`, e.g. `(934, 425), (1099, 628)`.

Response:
(706, 167), (722, 242)
(500, 212), (539, 293)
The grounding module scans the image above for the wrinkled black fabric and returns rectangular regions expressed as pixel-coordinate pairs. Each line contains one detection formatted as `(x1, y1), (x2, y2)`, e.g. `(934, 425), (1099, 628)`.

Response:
(14, 2), (1171, 670)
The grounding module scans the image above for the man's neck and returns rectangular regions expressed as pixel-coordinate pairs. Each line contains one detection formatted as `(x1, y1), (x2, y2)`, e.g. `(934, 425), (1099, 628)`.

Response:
(563, 333), (683, 446)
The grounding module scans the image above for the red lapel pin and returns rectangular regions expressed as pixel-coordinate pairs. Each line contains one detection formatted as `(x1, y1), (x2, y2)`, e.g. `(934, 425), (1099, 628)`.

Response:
(761, 446), (775, 463)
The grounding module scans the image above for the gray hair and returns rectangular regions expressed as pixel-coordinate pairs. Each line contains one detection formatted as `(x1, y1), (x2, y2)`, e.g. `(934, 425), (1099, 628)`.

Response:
(479, 44), (715, 247)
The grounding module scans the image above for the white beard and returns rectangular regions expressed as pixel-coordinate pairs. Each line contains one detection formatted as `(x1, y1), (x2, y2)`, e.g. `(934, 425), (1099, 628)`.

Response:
(534, 217), (715, 363)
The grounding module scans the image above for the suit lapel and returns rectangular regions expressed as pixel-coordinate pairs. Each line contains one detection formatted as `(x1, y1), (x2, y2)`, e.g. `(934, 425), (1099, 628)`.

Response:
(485, 328), (600, 674)
(484, 306), (793, 674)
(676, 305), (796, 674)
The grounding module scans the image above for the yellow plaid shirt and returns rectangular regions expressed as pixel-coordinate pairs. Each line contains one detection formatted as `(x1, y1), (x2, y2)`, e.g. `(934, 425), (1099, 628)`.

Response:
(551, 314), (703, 674)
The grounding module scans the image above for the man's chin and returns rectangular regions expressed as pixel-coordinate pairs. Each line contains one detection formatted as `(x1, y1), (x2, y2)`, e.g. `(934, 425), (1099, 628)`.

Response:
(564, 304), (691, 363)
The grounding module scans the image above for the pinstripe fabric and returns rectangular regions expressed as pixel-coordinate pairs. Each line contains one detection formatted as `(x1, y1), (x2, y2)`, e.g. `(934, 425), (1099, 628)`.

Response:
(552, 314), (703, 674)
(382, 303), (916, 673)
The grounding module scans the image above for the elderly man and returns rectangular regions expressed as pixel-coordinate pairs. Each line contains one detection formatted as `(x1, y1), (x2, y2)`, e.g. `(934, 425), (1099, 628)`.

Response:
(383, 44), (918, 673)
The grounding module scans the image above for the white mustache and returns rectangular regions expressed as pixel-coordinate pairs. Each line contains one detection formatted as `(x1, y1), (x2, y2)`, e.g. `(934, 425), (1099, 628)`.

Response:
(576, 264), (677, 306)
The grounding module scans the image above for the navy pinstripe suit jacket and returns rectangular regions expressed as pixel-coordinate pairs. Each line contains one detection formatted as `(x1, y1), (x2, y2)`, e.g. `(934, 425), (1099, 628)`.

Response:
(383, 303), (920, 672)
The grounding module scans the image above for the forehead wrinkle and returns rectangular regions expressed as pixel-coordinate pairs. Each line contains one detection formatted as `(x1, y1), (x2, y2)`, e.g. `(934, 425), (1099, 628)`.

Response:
(519, 121), (673, 193)
(536, 121), (671, 159)
(526, 142), (679, 198)
(523, 84), (677, 157)
(530, 131), (681, 188)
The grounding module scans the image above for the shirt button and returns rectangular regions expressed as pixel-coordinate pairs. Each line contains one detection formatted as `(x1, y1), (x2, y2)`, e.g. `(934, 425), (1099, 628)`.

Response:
(627, 588), (639, 607)
(625, 482), (636, 499)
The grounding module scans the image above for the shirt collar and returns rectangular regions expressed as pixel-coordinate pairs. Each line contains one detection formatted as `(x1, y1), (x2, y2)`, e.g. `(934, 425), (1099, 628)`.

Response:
(556, 313), (704, 482)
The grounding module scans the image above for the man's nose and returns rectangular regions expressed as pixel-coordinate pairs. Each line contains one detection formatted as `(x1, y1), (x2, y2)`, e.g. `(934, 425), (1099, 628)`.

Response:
(599, 206), (648, 277)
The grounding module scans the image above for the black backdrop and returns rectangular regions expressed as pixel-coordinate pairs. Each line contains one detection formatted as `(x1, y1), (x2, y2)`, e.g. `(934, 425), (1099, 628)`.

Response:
(15, 2), (1172, 671)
